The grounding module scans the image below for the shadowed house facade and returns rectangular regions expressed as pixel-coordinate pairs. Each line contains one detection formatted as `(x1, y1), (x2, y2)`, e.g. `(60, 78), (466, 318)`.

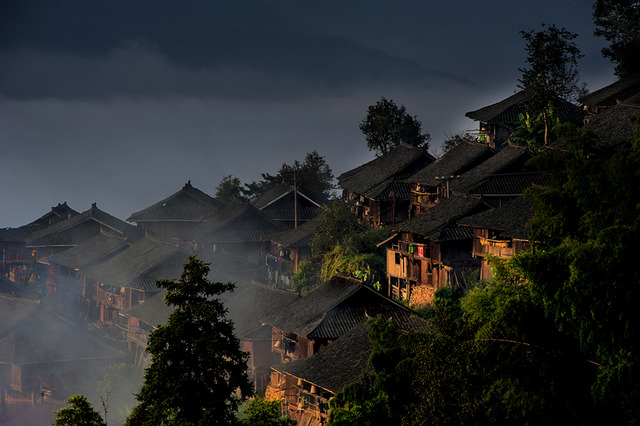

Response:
(127, 181), (224, 243)
(0, 293), (124, 410)
(1, 202), (79, 285)
(465, 89), (584, 148)
(81, 236), (189, 325)
(338, 143), (436, 228)
(458, 196), (535, 280)
(251, 182), (323, 229)
(385, 195), (488, 307)
(262, 219), (315, 290)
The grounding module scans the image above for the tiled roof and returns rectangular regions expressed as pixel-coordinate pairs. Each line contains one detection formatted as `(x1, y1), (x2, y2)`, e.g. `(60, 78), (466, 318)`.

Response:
(264, 219), (316, 248)
(586, 102), (640, 151)
(126, 289), (172, 328)
(264, 274), (426, 340)
(27, 203), (138, 247)
(338, 143), (435, 197)
(430, 224), (475, 242)
(466, 172), (548, 197)
(188, 202), (284, 243)
(458, 196), (535, 240)
(82, 237), (189, 290)
(251, 183), (322, 211)
(394, 196), (487, 238)
(0, 295), (124, 365)
(243, 324), (273, 341)
(226, 282), (300, 338)
(450, 146), (532, 194)
(1, 202), (81, 244)
(272, 323), (372, 393)
(407, 141), (494, 187)
(42, 233), (131, 269)
(127, 181), (224, 223)
(578, 73), (640, 107)
(465, 90), (584, 125)
(260, 205), (323, 223)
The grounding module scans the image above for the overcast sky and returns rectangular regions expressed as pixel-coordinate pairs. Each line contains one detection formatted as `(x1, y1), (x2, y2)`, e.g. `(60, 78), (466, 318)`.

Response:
(1, 0), (615, 227)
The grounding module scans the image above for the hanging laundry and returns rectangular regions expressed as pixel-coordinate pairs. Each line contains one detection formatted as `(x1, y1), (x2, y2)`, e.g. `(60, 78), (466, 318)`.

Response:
(417, 245), (424, 257)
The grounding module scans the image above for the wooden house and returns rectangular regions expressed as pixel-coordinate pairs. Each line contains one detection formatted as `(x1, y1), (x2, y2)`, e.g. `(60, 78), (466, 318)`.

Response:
(0, 292), (123, 415)
(583, 101), (640, 152)
(338, 143), (436, 228)
(578, 72), (640, 116)
(458, 196), (535, 280)
(251, 182), (323, 229)
(38, 232), (132, 318)
(268, 323), (373, 425)
(188, 202), (284, 264)
(261, 273), (424, 373)
(465, 89), (584, 148)
(406, 141), (494, 216)
(262, 219), (315, 290)
(385, 196), (488, 307)
(127, 181), (224, 242)
(1, 202), (79, 285)
(81, 236), (189, 325)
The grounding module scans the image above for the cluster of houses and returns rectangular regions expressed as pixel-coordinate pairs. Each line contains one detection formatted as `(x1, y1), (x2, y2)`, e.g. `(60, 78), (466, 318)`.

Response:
(1, 75), (639, 425)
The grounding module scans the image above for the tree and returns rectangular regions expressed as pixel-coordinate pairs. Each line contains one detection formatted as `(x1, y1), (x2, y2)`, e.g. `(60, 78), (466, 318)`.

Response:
(442, 131), (478, 154)
(518, 24), (586, 144)
(239, 397), (295, 426)
(54, 394), (106, 426)
(243, 151), (334, 203)
(126, 256), (253, 425)
(215, 175), (246, 204)
(593, 0), (640, 77)
(359, 97), (430, 157)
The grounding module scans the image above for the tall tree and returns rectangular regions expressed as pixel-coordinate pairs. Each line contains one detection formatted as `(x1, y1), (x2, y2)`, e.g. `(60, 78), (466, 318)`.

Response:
(215, 174), (246, 204)
(126, 256), (253, 425)
(518, 24), (586, 145)
(54, 395), (106, 426)
(359, 97), (430, 157)
(593, 0), (640, 77)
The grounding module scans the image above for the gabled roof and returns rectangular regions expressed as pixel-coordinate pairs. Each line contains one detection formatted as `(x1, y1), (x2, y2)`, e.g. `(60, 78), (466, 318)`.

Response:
(586, 102), (640, 151)
(450, 146), (532, 194)
(226, 282), (300, 338)
(466, 172), (548, 197)
(272, 322), (372, 394)
(465, 89), (584, 124)
(578, 73), (640, 108)
(394, 196), (486, 238)
(1, 203), (80, 243)
(42, 232), (131, 270)
(188, 202), (284, 243)
(338, 143), (435, 199)
(264, 218), (316, 248)
(0, 294), (123, 365)
(458, 196), (535, 240)
(127, 181), (224, 223)
(26, 203), (139, 248)
(264, 274), (425, 340)
(407, 141), (494, 187)
(82, 237), (189, 291)
(252, 182), (322, 210)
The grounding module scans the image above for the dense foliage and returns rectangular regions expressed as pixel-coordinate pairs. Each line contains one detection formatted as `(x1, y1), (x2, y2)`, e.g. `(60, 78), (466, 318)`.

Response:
(215, 175), (247, 204)
(593, 0), (640, 77)
(126, 256), (253, 425)
(359, 97), (430, 157)
(239, 397), (295, 426)
(54, 394), (106, 426)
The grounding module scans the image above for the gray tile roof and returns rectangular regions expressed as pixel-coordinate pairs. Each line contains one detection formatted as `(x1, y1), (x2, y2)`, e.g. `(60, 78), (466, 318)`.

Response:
(578, 73), (640, 107)
(26, 203), (138, 247)
(393, 196), (487, 238)
(264, 274), (426, 340)
(82, 237), (189, 290)
(449, 146), (532, 194)
(466, 172), (548, 197)
(0, 294), (124, 365)
(188, 202), (284, 243)
(338, 143), (435, 199)
(272, 323), (372, 393)
(264, 219), (316, 248)
(458, 196), (535, 240)
(1, 203), (81, 244)
(127, 181), (224, 223)
(586, 102), (640, 151)
(42, 233), (131, 269)
(465, 90), (584, 125)
(407, 141), (494, 186)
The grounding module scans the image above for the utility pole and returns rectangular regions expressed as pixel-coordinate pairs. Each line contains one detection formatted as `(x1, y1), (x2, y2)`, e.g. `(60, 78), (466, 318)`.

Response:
(434, 175), (460, 198)
(294, 169), (298, 228)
